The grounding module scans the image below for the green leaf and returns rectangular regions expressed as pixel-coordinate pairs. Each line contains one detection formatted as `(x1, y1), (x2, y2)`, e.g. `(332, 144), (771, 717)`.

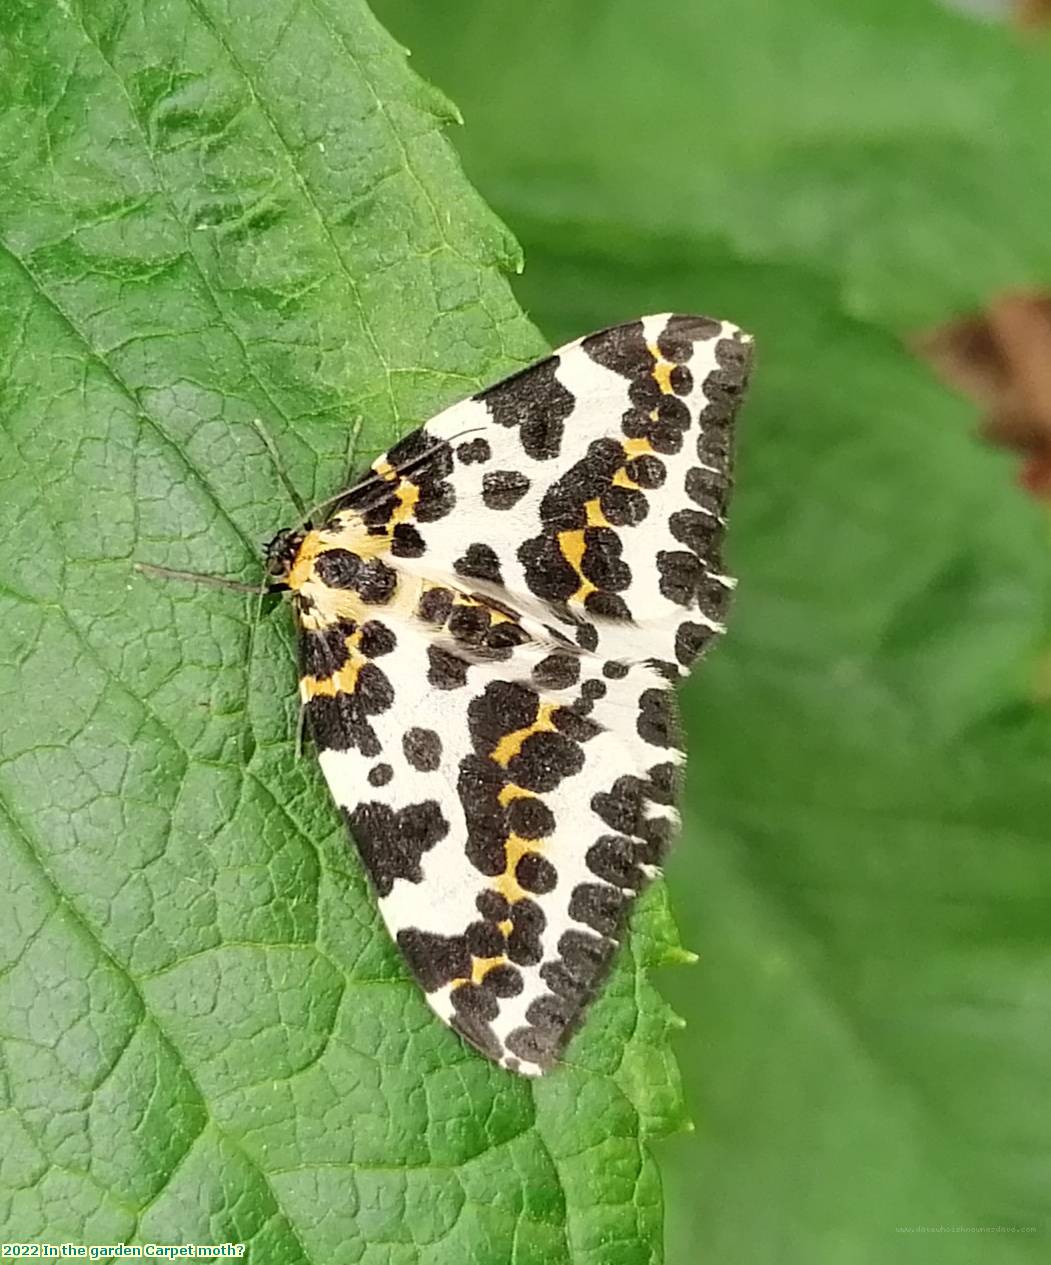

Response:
(372, 1), (1051, 1261)
(0, 2), (687, 1261)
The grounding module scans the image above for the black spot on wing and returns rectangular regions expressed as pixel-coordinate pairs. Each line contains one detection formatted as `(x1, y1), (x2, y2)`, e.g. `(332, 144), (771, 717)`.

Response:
(504, 1019), (558, 1069)
(525, 994), (574, 1044)
(507, 730), (586, 793)
(590, 766), (679, 856)
(451, 1010), (504, 1062)
(391, 523), (425, 558)
(355, 663), (395, 713)
(428, 594), (528, 661)
(626, 454), (666, 489)
(314, 549), (361, 590)
(648, 658), (682, 682)
(396, 927), (470, 991)
(484, 963), (524, 998)
(569, 882), (628, 938)
(592, 776), (652, 839)
(448, 603), (491, 647)
(305, 663), (394, 758)
(356, 559), (397, 605)
(300, 620), (356, 677)
(506, 797), (555, 840)
(454, 542), (503, 585)
(418, 586), (454, 625)
(515, 851), (557, 895)
(475, 355), (575, 461)
(384, 428), (454, 477)
(482, 621), (530, 655)
(656, 313), (721, 362)
(647, 761), (682, 804)
(669, 508), (722, 561)
(600, 484), (649, 527)
(467, 680), (539, 751)
(506, 897), (545, 966)
(585, 590), (632, 621)
(675, 620), (719, 668)
(671, 364), (695, 394)
(583, 321), (700, 454)
(587, 836), (644, 890)
(685, 465), (729, 517)
(458, 754), (510, 876)
(574, 622), (599, 652)
(476, 889), (510, 922)
(466, 919), (505, 959)
(517, 533), (580, 605)
(536, 437), (622, 529)
(345, 800), (448, 898)
(557, 928), (616, 990)
(511, 791), (674, 1069)
(697, 335), (752, 469)
(656, 549), (706, 607)
(538, 929), (615, 1012)
(637, 686), (680, 748)
(551, 706), (601, 744)
(482, 469), (531, 511)
(307, 695), (380, 758)
(451, 980), (499, 1022)
(402, 727), (442, 772)
(581, 527), (631, 590)
(581, 320), (649, 380)
(374, 430), (457, 525)
(358, 620), (396, 658)
(518, 435), (642, 620)
(532, 653), (581, 690)
(457, 437), (491, 464)
(413, 480), (456, 524)
(700, 571), (734, 618)
(427, 646), (469, 690)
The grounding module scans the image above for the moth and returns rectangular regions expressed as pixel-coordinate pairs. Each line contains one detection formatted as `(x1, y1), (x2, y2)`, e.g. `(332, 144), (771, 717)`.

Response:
(159, 315), (753, 1075)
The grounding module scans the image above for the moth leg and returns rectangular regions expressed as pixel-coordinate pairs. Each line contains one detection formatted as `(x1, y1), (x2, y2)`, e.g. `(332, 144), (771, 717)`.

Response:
(133, 561), (284, 596)
(294, 697), (308, 760)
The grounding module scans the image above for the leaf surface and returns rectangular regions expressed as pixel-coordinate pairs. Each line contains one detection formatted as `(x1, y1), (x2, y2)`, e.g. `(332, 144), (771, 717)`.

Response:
(0, 2), (686, 1261)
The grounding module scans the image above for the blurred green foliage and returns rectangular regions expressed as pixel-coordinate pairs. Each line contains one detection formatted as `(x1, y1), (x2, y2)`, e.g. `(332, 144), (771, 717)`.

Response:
(374, 1), (1051, 1261)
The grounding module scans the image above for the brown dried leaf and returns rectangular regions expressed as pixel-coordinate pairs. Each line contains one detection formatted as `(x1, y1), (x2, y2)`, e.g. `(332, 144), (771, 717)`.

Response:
(1016, 0), (1051, 31)
(916, 292), (1051, 495)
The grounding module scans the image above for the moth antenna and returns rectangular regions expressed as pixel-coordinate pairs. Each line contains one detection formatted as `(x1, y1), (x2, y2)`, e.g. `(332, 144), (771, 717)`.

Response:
(250, 416), (310, 522)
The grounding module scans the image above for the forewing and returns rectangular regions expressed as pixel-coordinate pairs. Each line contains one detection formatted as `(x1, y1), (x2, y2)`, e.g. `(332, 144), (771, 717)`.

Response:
(300, 605), (682, 1075)
(331, 313), (752, 672)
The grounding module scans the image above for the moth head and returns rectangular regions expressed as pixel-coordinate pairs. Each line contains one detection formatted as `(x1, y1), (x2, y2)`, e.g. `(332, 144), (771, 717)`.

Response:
(263, 528), (306, 583)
